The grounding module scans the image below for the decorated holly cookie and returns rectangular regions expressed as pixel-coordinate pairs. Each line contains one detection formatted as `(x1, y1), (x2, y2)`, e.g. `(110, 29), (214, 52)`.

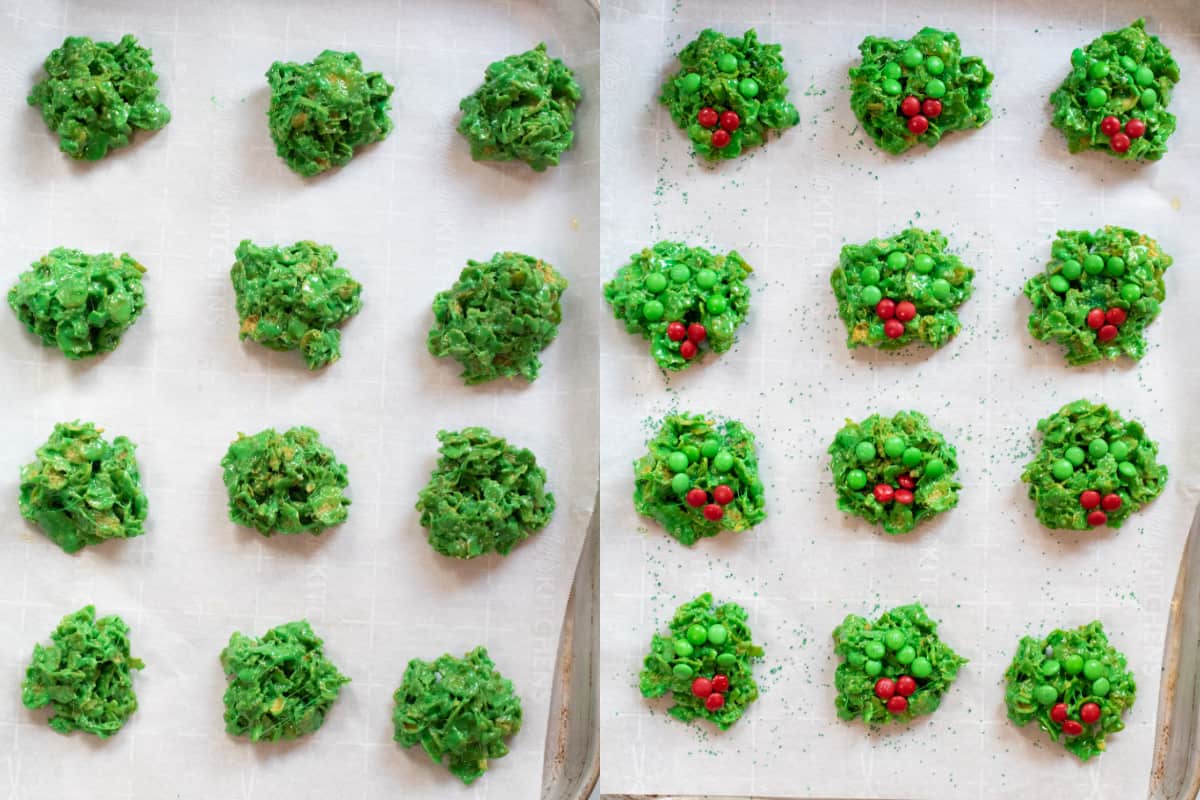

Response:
(1004, 621), (1135, 760)
(633, 412), (765, 546)
(603, 241), (752, 370)
(1050, 19), (1180, 161)
(849, 28), (993, 154)
(833, 603), (966, 725)
(831, 228), (974, 351)
(1025, 226), (1171, 366)
(639, 592), (763, 729)
(660, 29), (799, 160)
(829, 410), (961, 535)
(1021, 399), (1167, 531)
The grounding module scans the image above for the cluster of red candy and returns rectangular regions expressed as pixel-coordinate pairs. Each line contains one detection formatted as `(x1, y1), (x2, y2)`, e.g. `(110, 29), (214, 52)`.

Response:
(875, 297), (917, 339)
(1085, 306), (1126, 344)
(874, 674), (917, 714)
(1099, 115), (1147, 154)
(1051, 700), (1102, 736)
(873, 473), (917, 506)
(691, 673), (730, 711)
(667, 321), (707, 360)
(1079, 489), (1122, 526)
(898, 95), (942, 135)
(686, 483), (734, 522)
(697, 106), (739, 149)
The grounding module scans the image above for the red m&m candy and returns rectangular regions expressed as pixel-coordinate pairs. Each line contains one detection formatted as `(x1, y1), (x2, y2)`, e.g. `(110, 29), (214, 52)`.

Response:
(895, 301), (917, 322)
(876, 298), (896, 319)
(711, 129), (731, 149)
(711, 674), (730, 693)
(886, 695), (908, 713)
(712, 485), (734, 506)
(719, 110), (741, 132)
(896, 675), (917, 697)
(1097, 324), (1119, 343)
(1126, 118), (1146, 138)
(907, 115), (929, 135)
(897, 474), (916, 489)
(698, 107), (718, 128)
(687, 323), (707, 343)
(874, 484), (895, 504)
(884, 319), (905, 339)
(686, 488), (707, 507)
(667, 322), (687, 342)
(1086, 308), (1106, 330)
(1080, 702), (1101, 724)
(1100, 116), (1121, 136)
(922, 98), (942, 118)
(1087, 510), (1108, 527)
(900, 96), (921, 117)
(1101, 493), (1122, 511)
(1110, 133), (1131, 153)
(1050, 703), (1069, 723)
(680, 340), (698, 359)
(1062, 720), (1084, 736)
(1079, 490), (1101, 510)
(705, 692), (725, 711)
(1105, 307), (1127, 326)
(894, 489), (914, 505)
(691, 677), (713, 697)
(874, 677), (896, 699)
(703, 503), (724, 521)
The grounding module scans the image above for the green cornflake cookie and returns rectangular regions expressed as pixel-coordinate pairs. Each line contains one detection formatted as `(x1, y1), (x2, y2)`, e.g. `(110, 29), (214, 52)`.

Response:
(230, 240), (363, 369)
(1024, 226), (1171, 365)
(220, 620), (350, 742)
(639, 592), (763, 729)
(832, 228), (974, 350)
(833, 603), (966, 725)
(19, 421), (148, 554)
(22, 605), (143, 737)
(266, 50), (394, 177)
(427, 251), (567, 385)
(415, 427), (554, 559)
(660, 28), (799, 160)
(849, 28), (993, 154)
(8, 247), (147, 360)
(1004, 620), (1135, 760)
(1050, 19), (1180, 161)
(28, 35), (170, 160)
(457, 43), (581, 172)
(1021, 399), (1167, 531)
(633, 412), (765, 546)
(829, 411), (960, 535)
(392, 646), (522, 784)
(603, 241), (752, 371)
(220, 426), (350, 536)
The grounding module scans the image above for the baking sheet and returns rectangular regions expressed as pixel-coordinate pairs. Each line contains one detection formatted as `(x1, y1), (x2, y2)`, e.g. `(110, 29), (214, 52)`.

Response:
(0, 1), (597, 798)
(599, 1), (1200, 797)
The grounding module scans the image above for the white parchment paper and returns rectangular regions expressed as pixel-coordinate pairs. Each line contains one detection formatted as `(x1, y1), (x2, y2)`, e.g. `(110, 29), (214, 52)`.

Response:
(600, 1), (1200, 797)
(0, 1), (597, 798)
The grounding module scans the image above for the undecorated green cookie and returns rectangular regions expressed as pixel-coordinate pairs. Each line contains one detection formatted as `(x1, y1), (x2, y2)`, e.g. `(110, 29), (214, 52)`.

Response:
(1021, 399), (1166, 531)
(639, 592), (763, 729)
(1004, 621), (1135, 760)
(393, 646), (522, 784)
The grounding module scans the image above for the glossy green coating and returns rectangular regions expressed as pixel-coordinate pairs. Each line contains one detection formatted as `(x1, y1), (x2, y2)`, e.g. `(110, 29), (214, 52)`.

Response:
(634, 412), (766, 546)
(415, 427), (554, 559)
(429, 251), (567, 384)
(220, 620), (349, 742)
(849, 28), (992, 154)
(231, 240), (362, 369)
(829, 410), (961, 535)
(1025, 226), (1171, 365)
(19, 421), (147, 553)
(220, 426), (350, 536)
(22, 605), (143, 737)
(393, 646), (522, 784)
(833, 604), (966, 725)
(640, 592), (763, 729)
(28, 35), (170, 160)
(661, 28), (799, 160)
(1021, 399), (1167, 530)
(1050, 19), (1179, 161)
(1004, 620), (1135, 760)
(604, 241), (752, 371)
(458, 43), (581, 171)
(832, 228), (975, 350)
(8, 248), (146, 359)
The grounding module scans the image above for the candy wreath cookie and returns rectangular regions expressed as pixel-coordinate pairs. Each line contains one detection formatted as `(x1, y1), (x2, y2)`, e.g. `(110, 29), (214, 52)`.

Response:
(1024, 226), (1171, 366)
(393, 646), (522, 784)
(1004, 621), (1135, 760)
(8, 248), (147, 359)
(828, 410), (960, 535)
(230, 240), (363, 369)
(833, 603), (966, 725)
(639, 592), (763, 729)
(220, 426), (351, 536)
(427, 251), (568, 385)
(633, 412), (766, 546)
(1050, 19), (1180, 160)
(603, 241), (752, 370)
(19, 421), (148, 554)
(1021, 399), (1167, 531)
(660, 28), (799, 160)
(220, 620), (350, 742)
(831, 228), (974, 350)
(849, 28), (993, 154)
(22, 606), (144, 737)
(457, 43), (582, 171)
(414, 427), (555, 559)
(28, 35), (170, 160)
(266, 50), (394, 177)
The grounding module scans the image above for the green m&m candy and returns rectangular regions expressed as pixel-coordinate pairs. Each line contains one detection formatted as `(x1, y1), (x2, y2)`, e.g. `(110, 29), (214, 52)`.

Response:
(1093, 677), (1111, 696)
(643, 300), (664, 321)
(864, 640), (886, 660)
(882, 62), (902, 80)
(884, 629), (906, 651)
(1083, 254), (1105, 274)
(924, 458), (946, 479)
(674, 639), (694, 657)
(902, 447), (923, 468)
(687, 625), (708, 646)
(865, 659), (883, 676)
(681, 73), (702, 93)
(671, 473), (691, 494)
(861, 265), (881, 286)
(1065, 446), (1086, 467)
(644, 273), (667, 293)
(1135, 65), (1155, 86)
(882, 78), (902, 96)
(925, 79), (947, 99)
(1061, 259), (1082, 280)
(707, 623), (728, 645)
(716, 652), (736, 670)
(696, 269), (717, 289)
(884, 436), (906, 458)
(670, 265), (691, 283)
(886, 251), (907, 270)
(1105, 256), (1125, 277)
(911, 657), (933, 678)
(914, 254), (935, 274)
(1109, 440), (1130, 461)
(861, 286), (883, 306)
(701, 439), (720, 458)
(1034, 684), (1058, 705)
(668, 452), (689, 472)
(1051, 460), (1074, 480)
(855, 441), (876, 462)
(847, 469), (868, 490)
(718, 53), (738, 73)
(1064, 654), (1084, 674)
(1083, 658), (1105, 681)
(1049, 275), (1070, 293)
(707, 295), (728, 314)
(931, 278), (952, 301)
(1088, 439), (1109, 460)
(713, 451), (734, 473)
(738, 78), (759, 98)
(673, 663), (693, 679)
(1086, 87), (1108, 108)
(902, 47), (924, 67)
(897, 645), (916, 664)
(1121, 284), (1142, 302)
(925, 56), (944, 75)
